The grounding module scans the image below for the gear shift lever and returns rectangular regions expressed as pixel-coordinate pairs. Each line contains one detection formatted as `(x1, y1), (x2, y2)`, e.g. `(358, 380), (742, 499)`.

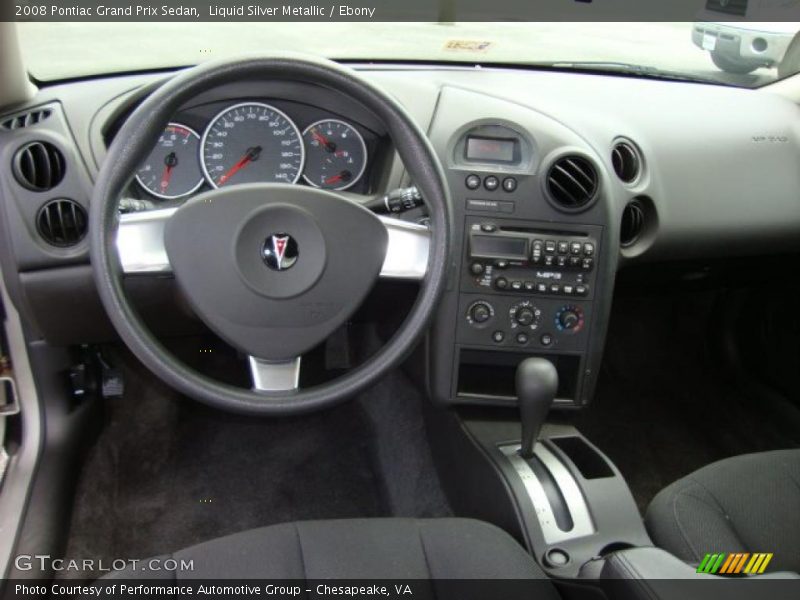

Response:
(516, 357), (559, 459)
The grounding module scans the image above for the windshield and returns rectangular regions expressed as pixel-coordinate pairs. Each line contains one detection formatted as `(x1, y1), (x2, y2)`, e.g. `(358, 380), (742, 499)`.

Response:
(17, 22), (800, 87)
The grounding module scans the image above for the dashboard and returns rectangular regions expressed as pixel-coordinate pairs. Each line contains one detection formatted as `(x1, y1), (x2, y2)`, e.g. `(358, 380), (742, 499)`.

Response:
(1, 63), (800, 410)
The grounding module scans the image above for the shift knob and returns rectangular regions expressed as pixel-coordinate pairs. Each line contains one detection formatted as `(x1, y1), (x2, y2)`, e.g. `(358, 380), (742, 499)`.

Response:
(516, 358), (558, 459)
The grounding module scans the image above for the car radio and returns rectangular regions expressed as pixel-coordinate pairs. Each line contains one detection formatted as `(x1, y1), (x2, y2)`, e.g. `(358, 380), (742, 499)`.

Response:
(465, 221), (598, 299)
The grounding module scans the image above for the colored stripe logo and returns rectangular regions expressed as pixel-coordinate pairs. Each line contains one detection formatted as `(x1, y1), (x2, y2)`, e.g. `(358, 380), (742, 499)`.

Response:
(697, 553), (773, 574)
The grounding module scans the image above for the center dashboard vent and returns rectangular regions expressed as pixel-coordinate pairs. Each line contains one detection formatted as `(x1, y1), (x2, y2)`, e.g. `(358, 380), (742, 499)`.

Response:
(37, 199), (87, 247)
(546, 156), (599, 211)
(611, 141), (641, 184)
(1, 108), (52, 131)
(12, 141), (66, 191)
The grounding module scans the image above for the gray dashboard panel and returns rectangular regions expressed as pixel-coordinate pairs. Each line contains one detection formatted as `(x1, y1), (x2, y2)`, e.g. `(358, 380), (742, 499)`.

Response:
(1, 63), (800, 347)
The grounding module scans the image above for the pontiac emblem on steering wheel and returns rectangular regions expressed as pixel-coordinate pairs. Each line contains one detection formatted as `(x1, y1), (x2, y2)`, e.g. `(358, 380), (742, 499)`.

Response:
(262, 233), (298, 271)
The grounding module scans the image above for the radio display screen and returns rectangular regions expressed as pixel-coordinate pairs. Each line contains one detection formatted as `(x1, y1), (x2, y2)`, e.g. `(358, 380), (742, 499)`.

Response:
(471, 235), (528, 259)
(465, 136), (519, 163)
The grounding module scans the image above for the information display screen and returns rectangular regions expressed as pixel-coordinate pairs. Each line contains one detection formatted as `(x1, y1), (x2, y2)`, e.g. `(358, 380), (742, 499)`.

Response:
(465, 136), (519, 163)
(470, 235), (528, 259)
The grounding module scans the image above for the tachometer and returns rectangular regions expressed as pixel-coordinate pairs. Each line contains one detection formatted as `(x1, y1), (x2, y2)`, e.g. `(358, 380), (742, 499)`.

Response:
(200, 102), (304, 188)
(135, 123), (204, 200)
(302, 119), (367, 190)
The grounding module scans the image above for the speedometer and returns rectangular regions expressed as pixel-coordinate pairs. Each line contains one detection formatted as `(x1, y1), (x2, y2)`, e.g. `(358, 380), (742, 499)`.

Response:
(200, 102), (304, 188)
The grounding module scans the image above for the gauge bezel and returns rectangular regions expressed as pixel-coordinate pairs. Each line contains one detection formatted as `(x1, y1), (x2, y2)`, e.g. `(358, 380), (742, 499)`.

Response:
(200, 101), (305, 189)
(134, 122), (205, 200)
(301, 118), (368, 191)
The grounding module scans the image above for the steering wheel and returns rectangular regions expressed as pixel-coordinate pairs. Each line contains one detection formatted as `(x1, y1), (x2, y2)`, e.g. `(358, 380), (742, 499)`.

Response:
(90, 54), (451, 416)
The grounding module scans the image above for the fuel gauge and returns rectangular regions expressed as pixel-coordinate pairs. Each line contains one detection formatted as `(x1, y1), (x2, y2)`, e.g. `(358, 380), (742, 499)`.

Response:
(135, 123), (204, 200)
(302, 119), (367, 191)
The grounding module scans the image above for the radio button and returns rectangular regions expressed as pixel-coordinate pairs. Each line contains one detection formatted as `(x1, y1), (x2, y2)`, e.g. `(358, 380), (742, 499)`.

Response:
(524, 281), (535, 291)
(465, 174), (481, 190)
(557, 241), (569, 254)
(480, 222), (497, 232)
(582, 258), (594, 271)
(570, 242), (582, 255)
(470, 262), (485, 275)
(576, 285), (588, 296)
(544, 240), (557, 253)
(502, 177), (518, 192)
(569, 256), (582, 268)
(557, 256), (568, 268)
(544, 256), (556, 267)
(540, 333), (553, 347)
(516, 332), (529, 344)
(495, 277), (509, 290)
(484, 176), (499, 191)
(492, 330), (506, 343)
(563, 285), (575, 295)
(511, 280), (523, 291)
(583, 243), (595, 256)
(536, 283), (548, 294)
(550, 284), (561, 294)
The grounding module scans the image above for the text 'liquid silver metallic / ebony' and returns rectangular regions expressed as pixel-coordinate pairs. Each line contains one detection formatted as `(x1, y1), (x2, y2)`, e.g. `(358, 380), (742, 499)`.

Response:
(261, 233), (299, 271)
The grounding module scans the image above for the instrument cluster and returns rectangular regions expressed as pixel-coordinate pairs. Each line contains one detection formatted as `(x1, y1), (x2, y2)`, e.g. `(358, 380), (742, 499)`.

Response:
(133, 100), (374, 202)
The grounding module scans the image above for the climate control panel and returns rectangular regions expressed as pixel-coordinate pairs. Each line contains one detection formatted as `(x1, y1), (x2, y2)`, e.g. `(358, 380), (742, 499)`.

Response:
(459, 294), (592, 352)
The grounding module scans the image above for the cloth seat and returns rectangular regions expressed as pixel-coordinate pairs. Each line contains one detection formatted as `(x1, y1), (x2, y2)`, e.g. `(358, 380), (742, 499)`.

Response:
(645, 449), (800, 573)
(103, 517), (558, 595)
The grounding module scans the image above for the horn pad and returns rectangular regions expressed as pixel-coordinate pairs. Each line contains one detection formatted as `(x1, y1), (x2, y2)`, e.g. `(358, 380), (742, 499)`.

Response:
(164, 183), (388, 360)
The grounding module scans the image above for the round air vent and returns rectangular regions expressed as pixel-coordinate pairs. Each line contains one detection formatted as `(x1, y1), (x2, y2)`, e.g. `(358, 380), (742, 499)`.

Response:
(611, 141), (641, 184)
(12, 141), (65, 191)
(37, 199), (87, 247)
(546, 156), (599, 211)
(620, 200), (645, 247)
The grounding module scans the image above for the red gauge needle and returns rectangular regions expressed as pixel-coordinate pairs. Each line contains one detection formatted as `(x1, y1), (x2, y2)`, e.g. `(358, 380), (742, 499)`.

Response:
(160, 152), (177, 191)
(218, 146), (262, 186)
(324, 170), (352, 186)
(312, 130), (336, 153)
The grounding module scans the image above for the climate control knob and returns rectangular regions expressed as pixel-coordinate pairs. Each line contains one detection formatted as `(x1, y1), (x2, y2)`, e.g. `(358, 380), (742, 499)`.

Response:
(510, 301), (542, 330)
(467, 301), (494, 326)
(555, 305), (585, 334)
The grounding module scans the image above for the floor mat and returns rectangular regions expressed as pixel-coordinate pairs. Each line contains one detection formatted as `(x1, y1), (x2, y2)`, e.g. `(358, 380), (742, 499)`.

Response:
(61, 353), (390, 578)
(570, 290), (800, 515)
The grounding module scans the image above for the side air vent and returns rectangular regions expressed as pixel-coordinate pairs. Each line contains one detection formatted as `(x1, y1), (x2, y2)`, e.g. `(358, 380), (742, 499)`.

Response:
(546, 156), (599, 211)
(1, 108), (53, 131)
(37, 199), (87, 247)
(611, 141), (641, 184)
(12, 141), (66, 191)
(620, 200), (645, 247)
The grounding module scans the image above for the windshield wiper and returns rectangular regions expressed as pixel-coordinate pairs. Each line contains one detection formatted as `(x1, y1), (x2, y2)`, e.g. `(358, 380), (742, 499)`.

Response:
(531, 61), (721, 85)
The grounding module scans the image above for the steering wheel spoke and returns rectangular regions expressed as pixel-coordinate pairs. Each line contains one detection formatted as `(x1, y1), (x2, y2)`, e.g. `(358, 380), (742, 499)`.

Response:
(117, 206), (430, 280)
(248, 356), (301, 392)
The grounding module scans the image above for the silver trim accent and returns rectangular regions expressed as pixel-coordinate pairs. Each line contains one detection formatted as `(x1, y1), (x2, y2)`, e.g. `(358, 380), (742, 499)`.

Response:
(378, 217), (429, 280)
(500, 442), (595, 544)
(248, 356), (301, 392)
(117, 207), (176, 274)
(117, 208), (430, 280)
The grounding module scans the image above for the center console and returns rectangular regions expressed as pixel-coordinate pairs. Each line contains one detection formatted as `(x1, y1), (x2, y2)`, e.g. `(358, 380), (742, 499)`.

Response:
(424, 86), (618, 409)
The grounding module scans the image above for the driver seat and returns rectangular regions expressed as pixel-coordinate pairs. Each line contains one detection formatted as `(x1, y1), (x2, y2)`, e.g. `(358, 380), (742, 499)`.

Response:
(101, 518), (558, 591)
